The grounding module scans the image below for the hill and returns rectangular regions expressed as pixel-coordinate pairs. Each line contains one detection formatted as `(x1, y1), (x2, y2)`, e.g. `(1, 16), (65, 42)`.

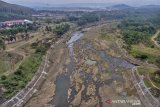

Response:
(111, 4), (133, 10)
(0, 0), (34, 21)
(139, 5), (160, 9)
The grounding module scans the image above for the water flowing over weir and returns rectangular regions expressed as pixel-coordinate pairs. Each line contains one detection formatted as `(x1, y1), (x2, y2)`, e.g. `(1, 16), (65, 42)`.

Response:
(51, 32), (84, 107)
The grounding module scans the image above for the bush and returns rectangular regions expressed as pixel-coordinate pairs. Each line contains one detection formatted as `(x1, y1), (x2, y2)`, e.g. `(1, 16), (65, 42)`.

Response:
(77, 13), (99, 26)
(14, 69), (23, 75)
(54, 23), (70, 36)
(0, 38), (5, 50)
(35, 45), (48, 55)
(135, 54), (148, 60)
(1, 54), (43, 99)
(1, 75), (7, 80)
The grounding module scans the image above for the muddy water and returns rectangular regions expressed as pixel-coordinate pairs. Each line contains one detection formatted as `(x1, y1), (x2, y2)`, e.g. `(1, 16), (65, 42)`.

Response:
(51, 32), (84, 107)
(51, 74), (70, 107)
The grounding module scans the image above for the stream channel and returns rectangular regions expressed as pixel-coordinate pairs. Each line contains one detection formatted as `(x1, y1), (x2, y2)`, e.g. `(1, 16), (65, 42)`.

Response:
(51, 31), (135, 107)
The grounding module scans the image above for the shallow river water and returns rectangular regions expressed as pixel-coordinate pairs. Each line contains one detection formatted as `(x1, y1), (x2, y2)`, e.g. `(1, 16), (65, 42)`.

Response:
(51, 32), (84, 107)
(52, 32), (135, 107)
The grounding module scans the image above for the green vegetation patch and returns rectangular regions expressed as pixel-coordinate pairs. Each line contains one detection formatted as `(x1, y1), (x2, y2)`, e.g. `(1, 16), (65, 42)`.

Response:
(0, 54), (42, 99)
(130, 45), (160, 64)
(150, 70), (160, 88)
(0, 42), (50, 99)
(0, 37), (5, 50)
(137, 66), (160, 88)
(137, 66), (158, 75)
(100, 33), (116, 42)
(0, 52), (22, 75)
(143, 78), (153, 88)
(120, 18), (156, 47)
(0, 60), (12, 74)
(77, 13), (99, 26)
(53, 23), (70, 36)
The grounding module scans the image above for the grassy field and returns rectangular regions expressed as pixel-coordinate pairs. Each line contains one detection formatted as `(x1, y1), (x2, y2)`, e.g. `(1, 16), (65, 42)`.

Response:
(0, 53), (23, 75)
(130, 45), (160, 64)
(0, 60), (11, 74)
(131, 44), (160, 89)
(0, 42), (49, 99)
(0, 54), (43, 99)
(82, 22), (123, 57)
(137, 66), (160, 88)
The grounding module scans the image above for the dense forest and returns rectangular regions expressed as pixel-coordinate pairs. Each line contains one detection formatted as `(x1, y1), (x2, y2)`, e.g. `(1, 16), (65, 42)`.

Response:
(117, 8), (160, 66)
(120, 18), (156, 47)
(118, 7), (160, 48)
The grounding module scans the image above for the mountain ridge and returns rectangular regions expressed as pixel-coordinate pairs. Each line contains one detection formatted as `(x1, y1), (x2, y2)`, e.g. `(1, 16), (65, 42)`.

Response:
(0, 0), (35, 21)
(0, 0), (34, 15)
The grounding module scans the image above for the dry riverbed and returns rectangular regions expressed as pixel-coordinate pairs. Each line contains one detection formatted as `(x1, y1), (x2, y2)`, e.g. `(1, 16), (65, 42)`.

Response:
(25, 23), (143, 107)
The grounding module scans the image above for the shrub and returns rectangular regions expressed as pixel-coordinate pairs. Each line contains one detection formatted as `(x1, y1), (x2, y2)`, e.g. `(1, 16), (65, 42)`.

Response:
(135, 54), (148, 60)
(1, 75), (7, 80)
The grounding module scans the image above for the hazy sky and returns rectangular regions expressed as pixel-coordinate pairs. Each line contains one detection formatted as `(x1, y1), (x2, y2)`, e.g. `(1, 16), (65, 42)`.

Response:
(2, 0), (160, 6)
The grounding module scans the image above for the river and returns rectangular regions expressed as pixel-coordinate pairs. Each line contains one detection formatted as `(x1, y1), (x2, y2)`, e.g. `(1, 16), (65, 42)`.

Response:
(51, 31), (136, 107)
(51, 32), (84, 107)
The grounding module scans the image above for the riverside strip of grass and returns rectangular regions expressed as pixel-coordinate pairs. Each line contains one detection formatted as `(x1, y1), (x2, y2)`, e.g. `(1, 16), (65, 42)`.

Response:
(0, 44), (49, 99)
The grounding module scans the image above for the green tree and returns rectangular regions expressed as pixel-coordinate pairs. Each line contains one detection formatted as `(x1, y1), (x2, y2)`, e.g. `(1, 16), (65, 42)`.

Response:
(45, 18), (52, 24)
(54, 23), (70, 36)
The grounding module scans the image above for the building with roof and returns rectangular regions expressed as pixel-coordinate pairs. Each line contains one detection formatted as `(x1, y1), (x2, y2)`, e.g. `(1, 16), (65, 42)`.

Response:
(1, 19), (33, 26)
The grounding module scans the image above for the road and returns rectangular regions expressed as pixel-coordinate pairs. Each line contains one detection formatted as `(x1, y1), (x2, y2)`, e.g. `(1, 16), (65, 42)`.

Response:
(2, 50), (50, 107)
(151, 30), (160, 48)
(147, 74), (160, 90)
(131, 67), (160, 107)
(116, 37), (160, 107)
(25, 41), (68, 107)
(2, 24), (160, 107)
(3, 30), (53, 76)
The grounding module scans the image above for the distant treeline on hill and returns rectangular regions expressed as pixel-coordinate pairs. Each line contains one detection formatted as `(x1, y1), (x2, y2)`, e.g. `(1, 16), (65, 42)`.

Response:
(0, 0), (35, 21)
